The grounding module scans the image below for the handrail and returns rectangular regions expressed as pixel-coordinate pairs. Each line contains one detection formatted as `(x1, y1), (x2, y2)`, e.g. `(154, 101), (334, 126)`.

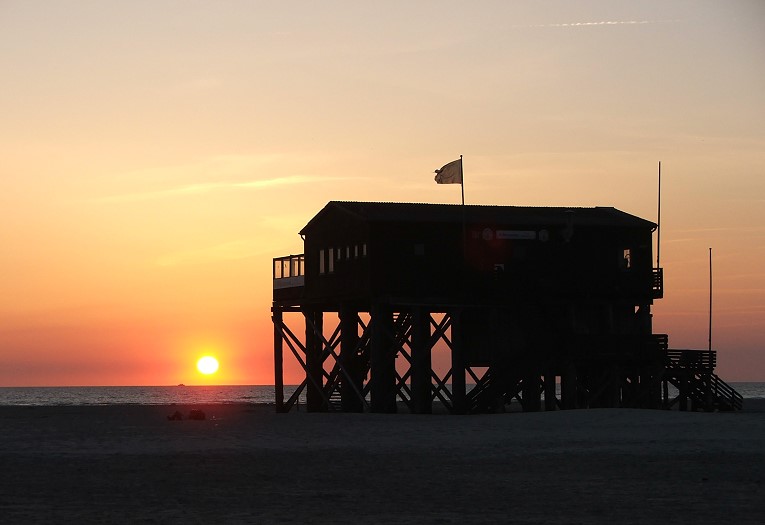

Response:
(710, 373), (744, 411)
(273, 254), (305, 279)
(666, 349), (716, 370)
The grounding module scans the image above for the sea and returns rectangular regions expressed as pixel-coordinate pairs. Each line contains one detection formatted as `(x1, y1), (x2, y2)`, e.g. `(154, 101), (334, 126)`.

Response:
(0, 383), (764, 406)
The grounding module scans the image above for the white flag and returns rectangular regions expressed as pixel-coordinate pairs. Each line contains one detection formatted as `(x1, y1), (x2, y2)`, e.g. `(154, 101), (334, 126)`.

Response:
(434, 158), (462, 184)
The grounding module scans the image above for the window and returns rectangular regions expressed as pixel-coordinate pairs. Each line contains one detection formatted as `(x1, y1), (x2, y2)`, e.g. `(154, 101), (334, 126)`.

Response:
(354, 245), (359, 258)
(622, 249), (632, 270)
(362, 243), (367, 257)
(328, 248), (334, 273)
(319, 249), (325, 274)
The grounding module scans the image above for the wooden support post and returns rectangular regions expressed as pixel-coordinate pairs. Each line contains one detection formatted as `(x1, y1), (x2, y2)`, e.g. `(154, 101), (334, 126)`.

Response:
(679, 371), (688, 411)
(305, 309), (324, 412)
(561, 362), (577, 410)
(544, 371), (557, 411)
(451, 309), (467, 414)
(410, 307), (432, 414)
(648, 366), (662, 409)
(273, 308), (285, 413)
(522, 369), (541, 412)
(339, 307), (363, 412)
(370, 304), (397, 413)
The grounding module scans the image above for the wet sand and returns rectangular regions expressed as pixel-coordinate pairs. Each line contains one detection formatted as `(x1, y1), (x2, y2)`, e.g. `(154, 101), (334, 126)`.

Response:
(1, 402), (764, 524)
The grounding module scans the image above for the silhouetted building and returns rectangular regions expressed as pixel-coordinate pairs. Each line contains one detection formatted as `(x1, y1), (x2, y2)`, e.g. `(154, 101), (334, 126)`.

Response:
(272, 201), (741, 413)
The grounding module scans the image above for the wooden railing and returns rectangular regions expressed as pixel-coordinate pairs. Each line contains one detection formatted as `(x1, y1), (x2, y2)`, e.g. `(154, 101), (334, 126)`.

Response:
(709, 373), (744, 411)
(273, 254), (305, 289)
(666, 349), (716, 370)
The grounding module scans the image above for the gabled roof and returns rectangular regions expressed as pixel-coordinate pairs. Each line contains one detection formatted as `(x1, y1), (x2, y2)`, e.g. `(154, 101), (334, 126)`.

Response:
(301, 201), (656, 234)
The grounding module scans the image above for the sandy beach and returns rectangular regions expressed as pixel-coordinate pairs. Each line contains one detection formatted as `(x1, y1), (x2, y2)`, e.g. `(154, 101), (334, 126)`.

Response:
(1, 402), (763, 524)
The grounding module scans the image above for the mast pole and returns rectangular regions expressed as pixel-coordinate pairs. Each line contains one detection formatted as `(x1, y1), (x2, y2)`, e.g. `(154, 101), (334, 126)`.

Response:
(709, 247), (713, 352)
(657, 161), (661, 268)
(460, 155), (464, 206)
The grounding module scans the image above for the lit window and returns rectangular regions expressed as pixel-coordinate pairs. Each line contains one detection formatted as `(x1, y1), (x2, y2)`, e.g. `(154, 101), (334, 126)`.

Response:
(362, 243), (367, 257)
(354, 245), (359, 258)
(622, 249), (632, 269)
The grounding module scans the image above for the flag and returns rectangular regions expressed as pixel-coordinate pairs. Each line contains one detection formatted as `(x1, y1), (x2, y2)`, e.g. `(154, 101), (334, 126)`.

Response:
(434, 158), (462, 184)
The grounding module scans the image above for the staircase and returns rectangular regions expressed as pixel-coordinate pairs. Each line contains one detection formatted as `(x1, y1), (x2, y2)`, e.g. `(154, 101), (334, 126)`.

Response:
(663, 349), (743, 411)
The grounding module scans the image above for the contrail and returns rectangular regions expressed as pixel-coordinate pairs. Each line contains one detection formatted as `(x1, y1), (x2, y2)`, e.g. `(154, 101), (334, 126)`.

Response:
(523, 20), (676, 28)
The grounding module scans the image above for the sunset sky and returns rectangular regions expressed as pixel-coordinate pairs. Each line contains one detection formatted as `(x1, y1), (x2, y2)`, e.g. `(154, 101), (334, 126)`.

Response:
(1, 1), (763, 386)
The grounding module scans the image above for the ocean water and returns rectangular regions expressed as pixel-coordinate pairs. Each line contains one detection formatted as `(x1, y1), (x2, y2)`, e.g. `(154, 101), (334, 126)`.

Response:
(0, 383), (763, 406)
(0, 385), (283, 406)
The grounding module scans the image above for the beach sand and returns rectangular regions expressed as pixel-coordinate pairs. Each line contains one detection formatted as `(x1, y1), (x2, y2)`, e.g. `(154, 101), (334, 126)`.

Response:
(1, 402), (763, 524)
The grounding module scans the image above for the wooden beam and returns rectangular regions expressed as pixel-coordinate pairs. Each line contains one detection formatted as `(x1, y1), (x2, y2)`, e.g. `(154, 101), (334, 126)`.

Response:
(304, 309), (324, 412)
(450, 308), (467, 414)
(273, 308), (285, 413)
(370, 304), (397, 413)
(410, 307), (432, 414)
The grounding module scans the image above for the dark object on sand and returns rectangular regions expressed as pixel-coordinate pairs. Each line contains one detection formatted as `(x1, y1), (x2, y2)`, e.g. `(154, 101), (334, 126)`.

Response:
(188, 409), (206, 420)
(167, 410), (183, 421)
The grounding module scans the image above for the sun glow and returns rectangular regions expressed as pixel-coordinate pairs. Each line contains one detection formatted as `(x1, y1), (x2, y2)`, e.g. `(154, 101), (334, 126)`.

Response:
(196, 356), (219, 375)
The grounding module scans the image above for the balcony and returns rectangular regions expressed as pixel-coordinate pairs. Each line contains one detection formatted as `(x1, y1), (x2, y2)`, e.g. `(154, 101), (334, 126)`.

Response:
(273, 254), (304, 302)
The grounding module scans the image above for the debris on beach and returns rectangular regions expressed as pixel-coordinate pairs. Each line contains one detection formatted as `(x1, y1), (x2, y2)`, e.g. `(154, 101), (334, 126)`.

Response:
(188, 409), (206, 420)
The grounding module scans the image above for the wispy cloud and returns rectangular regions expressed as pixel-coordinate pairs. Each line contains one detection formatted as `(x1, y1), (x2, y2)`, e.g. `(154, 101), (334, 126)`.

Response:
(98, 175), (346, 203)
(522, 20), (676, 29)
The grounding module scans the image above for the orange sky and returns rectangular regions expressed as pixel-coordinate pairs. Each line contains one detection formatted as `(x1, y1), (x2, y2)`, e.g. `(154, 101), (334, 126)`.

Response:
(1, 1), (763, 385)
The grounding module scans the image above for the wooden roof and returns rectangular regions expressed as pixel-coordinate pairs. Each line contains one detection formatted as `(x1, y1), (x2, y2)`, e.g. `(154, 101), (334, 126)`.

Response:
(301, 201), (656, 233)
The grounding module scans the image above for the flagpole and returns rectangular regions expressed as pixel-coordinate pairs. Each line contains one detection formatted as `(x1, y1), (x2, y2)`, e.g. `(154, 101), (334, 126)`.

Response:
(460, 155), (464, 206)
(460, 155), (466, 275)
(709, 247), (713, 352)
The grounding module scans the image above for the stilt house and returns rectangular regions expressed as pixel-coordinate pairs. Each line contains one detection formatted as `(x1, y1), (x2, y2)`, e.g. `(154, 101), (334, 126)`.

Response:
(272, 201), (742, 413)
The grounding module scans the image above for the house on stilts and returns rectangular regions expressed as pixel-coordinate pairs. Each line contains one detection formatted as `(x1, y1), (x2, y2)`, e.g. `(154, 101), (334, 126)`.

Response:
(272, 201), (742, 413)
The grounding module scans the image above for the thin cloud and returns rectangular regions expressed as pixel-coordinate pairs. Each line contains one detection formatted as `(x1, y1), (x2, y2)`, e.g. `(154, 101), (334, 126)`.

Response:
(98, 175), (346, 203)
(522, 20), (677, 29)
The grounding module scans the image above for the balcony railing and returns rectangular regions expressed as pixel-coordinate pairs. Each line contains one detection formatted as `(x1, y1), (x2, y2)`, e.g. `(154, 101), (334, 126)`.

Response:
(273, 254), (305, 289)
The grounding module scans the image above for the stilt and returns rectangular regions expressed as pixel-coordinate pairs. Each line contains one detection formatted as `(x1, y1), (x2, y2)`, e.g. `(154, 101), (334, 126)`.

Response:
(451, 309), (467, 414)
(370, 304), (396, 413)
(561, 362), (577, 409)
(339, 308), (364, 412)
(273, 308), (285, 413)
(544, 371), (557, 411)
(410, 307), (432, 414)
(305, 309), (324, 412)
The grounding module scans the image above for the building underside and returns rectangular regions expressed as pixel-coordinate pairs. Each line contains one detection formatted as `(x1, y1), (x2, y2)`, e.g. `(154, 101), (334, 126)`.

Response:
(273, 299), (742, 414)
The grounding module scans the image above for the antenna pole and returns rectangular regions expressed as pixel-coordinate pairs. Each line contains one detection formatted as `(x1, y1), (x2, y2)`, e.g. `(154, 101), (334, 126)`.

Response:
(708, 247), (713, 352)
(460, 155), (465, 206)
(657, 161), (661, 268)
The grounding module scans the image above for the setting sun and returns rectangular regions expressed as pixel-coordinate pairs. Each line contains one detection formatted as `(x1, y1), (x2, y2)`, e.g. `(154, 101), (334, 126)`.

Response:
(196, 356), (219, 375)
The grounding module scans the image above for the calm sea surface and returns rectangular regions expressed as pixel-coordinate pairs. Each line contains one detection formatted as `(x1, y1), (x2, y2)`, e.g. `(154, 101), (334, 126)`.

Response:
(0, 383), (764, 406)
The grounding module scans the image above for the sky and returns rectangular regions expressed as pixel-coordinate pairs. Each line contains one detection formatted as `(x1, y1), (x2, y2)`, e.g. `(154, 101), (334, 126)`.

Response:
(1, 1), (763, 386)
